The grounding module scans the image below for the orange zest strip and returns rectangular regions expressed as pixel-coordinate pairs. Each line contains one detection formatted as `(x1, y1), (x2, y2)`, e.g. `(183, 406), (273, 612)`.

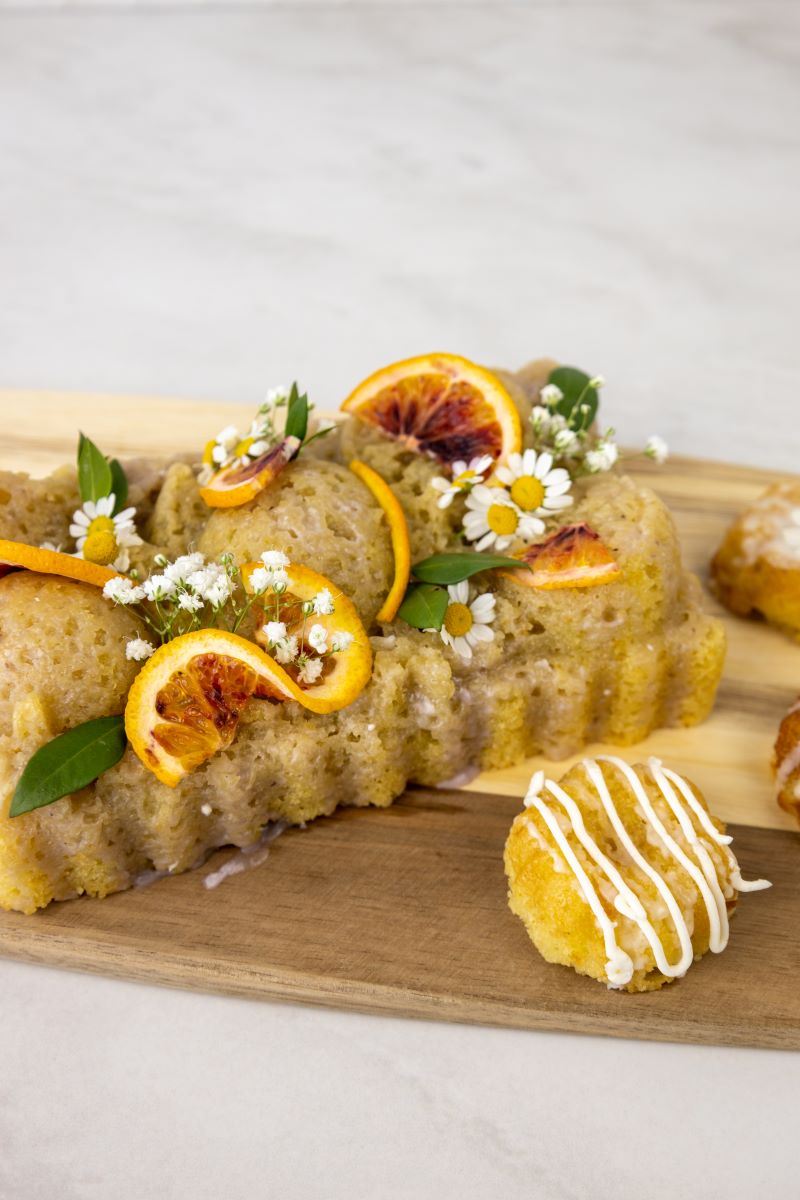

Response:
(348, 460), (411, 622)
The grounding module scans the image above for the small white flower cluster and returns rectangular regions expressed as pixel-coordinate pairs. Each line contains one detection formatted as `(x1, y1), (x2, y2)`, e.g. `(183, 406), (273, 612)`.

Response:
(254, 554), (353, 685)
(104, 551), (254, 661)
(530, 378), (668, 478)
(197, 387), (290, 484)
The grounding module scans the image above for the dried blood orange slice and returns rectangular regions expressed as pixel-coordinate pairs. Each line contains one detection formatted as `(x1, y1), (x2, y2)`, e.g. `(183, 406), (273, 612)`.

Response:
(199, 435), (300, 509)
(348, 460), (411, 622)
(0, 538), (121, 589)
(503, 523), (621, 590)
(242, 562), (373, 714)
(125, 630), (297, 787)
(341, 353), (521, 468)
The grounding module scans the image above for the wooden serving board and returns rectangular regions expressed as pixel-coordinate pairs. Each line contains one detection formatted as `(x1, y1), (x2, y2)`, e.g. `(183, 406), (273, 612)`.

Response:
(0, 390), (798, 1050)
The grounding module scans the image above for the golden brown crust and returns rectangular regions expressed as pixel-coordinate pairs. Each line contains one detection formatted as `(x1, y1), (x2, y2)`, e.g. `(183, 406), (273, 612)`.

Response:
(711, 482), (800, 639)
(773, 700), (800, 825)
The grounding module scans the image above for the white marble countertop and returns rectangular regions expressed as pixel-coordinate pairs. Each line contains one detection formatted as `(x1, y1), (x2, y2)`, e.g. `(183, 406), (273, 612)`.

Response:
(1, 4), (799, 1198)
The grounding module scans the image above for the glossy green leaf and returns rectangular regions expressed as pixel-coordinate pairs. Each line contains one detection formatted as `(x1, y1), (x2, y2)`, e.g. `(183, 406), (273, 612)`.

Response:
(396, 583), (449, 632)
(547, 366), (598, 433)
(284, 382), (310, 444)
(108, 458), (129, 514)
(77, 432), (113, 503)
(411, 551), (529, 585)
(10, 716), (127, 818)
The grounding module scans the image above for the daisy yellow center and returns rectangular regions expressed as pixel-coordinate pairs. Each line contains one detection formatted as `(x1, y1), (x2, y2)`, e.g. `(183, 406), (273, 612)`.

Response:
(454, 469), (476, 489)
(444, 602), (473, 638)
(510, 476), (545, 512)
(235, 436), (256, 459)
(82, 516), (118, 565)
(487, 503), (518, 536)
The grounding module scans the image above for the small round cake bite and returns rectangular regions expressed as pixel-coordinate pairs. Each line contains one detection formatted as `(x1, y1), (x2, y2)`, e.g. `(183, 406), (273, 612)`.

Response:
(774, 698), (800, 826)
(711, 481), (800, 638)
(504, 756), (770, 992)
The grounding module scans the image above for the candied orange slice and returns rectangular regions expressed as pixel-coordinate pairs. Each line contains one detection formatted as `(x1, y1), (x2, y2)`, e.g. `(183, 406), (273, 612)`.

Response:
(348, 460), (411, 622)
(0, 538), (121, 589)
(341, 353), (521, 468)
(242, 562), (373, 714)
(199, 435), (300, 509)
(503, 523), (621, 590)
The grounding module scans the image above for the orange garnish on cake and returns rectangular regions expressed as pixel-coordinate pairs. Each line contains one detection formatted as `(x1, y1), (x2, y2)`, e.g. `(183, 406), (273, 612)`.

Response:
(341, 353), (521, 468)
(199, 435), (300, 509)
(242, 561), (373, 712)
(0, 538), (121, 589)
(348, 460), (411, 621)
(503, 523), (621, 590)
(125, 630), (298, 787)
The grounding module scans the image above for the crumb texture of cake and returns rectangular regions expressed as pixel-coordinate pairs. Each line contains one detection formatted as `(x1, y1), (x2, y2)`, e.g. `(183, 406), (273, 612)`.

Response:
(711, 481), (800, 639)
(0, 361), (727, 912)
(774, 698), (800, 826)
(504, 757), (770, 992)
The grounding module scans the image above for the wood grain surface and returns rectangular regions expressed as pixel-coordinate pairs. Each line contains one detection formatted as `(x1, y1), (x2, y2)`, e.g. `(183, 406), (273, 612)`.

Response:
(0, 390), (798, 1048)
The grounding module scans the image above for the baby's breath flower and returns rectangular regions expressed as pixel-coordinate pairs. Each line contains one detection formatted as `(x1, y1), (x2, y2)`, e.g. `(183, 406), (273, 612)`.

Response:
(205, 575), (233, 607)
(260, 550), (290, 570)
(178, 592), (204, 612)
(312, 588), (335, 616)
(263, 385), (289, 409)
(126, 637), (155, 662)
(307, 623), (329, 654)
(275, 634), (299, 664)
(585, 441), (619, 473)
(539, 384), (564, 408)
(103, 577), (146, 605)
(553, 428), (579, 455)
(296, 655), (324, 685)
(248, 566), (271, 595)
(164, 552), (205, 584)
(331, 631), (354, 653)
(263, 620), (287, 644)
(645, 435), (669, 464)
(143, 574), (177, 601)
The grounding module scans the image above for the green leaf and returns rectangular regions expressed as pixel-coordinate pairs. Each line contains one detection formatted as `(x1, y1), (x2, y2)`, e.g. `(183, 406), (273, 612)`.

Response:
(77, 432), (113, 503)
(411, 551), (529, 585)
(397, 583), (450, 631)
(284, 382), (309, 444)
(547, 366), (599, 433)
(10, 716), (127, 818)
(108, 458), (129, 514)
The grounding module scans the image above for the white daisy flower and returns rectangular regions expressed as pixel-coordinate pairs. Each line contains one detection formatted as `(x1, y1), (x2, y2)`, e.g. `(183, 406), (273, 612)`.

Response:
(126, 637), (156, 662)
(463, 485), (545, 552)
(103, 577), (146, 605)
(645, 435), (669, 464)
(312, 588), (335, 616)
(297, 655), (324, 685)
(275, 634), (299, 664)
(307, 623), (329, 654)
(331, 631), (353, 653)
(494, 450), (573, 517)
(437, 582), (496, 662)
(263, 621), (287, 645)
(585, 440), (619, 473)
(70, 494), (142, 572)
(430, 455), (494, 509)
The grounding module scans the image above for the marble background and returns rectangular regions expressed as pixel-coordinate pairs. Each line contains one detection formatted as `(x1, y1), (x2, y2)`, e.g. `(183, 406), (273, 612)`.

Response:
(1, 4), (799, 1198)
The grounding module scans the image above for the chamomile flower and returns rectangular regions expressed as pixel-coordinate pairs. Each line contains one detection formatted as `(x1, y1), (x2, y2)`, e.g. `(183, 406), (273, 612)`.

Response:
(437, 582), (496, 662)
(494, 450), (573, 517)
(230, 418), (272, 468)
(430, 455), (494, 509)
(126, 637), (156, 662)
(307, 623), (329, 654)
(463, 485), (545, 552)
(70, 494), (142, 572)
(297, 655), (324, 685)
(197, 425), (241, 483)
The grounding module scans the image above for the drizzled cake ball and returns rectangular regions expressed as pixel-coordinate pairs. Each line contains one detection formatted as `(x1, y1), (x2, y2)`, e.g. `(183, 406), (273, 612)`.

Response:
(504, 756), (770, 992)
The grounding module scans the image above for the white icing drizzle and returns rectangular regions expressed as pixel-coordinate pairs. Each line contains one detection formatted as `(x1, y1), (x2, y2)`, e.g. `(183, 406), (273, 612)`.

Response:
(523, 756), (771, 987)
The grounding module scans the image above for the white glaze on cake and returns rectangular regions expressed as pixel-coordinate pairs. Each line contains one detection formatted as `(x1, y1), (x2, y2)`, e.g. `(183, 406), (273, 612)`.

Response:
(523, 756), (770, 988)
